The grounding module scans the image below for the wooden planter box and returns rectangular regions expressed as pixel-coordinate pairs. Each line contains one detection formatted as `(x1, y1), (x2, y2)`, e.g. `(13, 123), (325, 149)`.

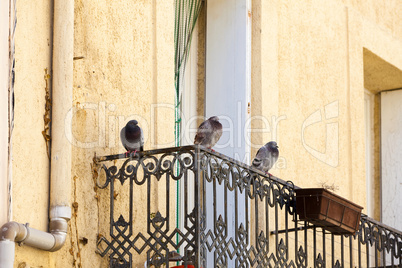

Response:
(295, 188), (363, 235)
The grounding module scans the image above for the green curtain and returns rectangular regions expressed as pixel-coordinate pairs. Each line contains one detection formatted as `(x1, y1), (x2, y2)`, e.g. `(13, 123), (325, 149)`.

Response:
(174, 0), (204, 255)
(174, 0), (203, 148)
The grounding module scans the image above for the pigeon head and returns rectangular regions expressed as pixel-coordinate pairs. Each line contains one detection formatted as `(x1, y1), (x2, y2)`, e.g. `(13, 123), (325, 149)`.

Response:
(125, 120), (141, 140)
(209, 116), (220, 122)
(266, 141), (278, 148)
(266, 141), (279, 155)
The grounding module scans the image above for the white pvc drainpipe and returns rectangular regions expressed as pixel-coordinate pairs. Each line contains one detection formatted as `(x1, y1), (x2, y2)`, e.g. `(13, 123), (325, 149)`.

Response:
(0, 0), (73, 266)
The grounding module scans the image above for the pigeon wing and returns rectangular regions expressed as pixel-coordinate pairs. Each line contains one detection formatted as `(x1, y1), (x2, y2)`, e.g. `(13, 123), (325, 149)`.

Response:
(211, 120), (223, 145)
(194, 119), (212, 144)
(252, 146), (268, 170)
(264, 145), (279, 171)
(139, 128), (144, 151)
(120, 126), (129, 151)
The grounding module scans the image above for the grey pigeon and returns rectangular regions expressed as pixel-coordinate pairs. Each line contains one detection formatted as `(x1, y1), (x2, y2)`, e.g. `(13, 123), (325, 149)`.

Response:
(252, 141), (279, 173)
(194, 116), (223, 150)
(120, 120), (144, 157)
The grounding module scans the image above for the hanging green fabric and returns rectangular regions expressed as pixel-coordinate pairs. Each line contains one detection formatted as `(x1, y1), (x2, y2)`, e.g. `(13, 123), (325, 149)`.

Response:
(174, 0), (203, 146)
(174, 0), (204, 255)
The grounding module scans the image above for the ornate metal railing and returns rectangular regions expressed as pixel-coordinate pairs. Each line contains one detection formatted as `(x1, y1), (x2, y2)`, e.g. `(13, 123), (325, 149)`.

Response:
(94, 145), (402, 268)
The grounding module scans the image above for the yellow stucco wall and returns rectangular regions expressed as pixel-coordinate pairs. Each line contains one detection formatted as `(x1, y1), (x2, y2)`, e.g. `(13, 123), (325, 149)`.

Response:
(8, 0), (402, 267)
(12, 0), (53, 266)
(69, 1), (175, 267)
(12, 1), (175, 267)
(251, 0), (402, 210)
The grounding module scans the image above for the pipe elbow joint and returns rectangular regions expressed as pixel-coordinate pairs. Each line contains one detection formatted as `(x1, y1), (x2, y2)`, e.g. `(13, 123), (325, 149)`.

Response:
(49, 217), (68, 252)
(50, 231), (67, 252)
(0, 222), (27, 242)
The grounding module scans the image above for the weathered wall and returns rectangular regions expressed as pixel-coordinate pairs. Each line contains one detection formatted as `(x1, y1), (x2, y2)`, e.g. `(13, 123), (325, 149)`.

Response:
(67, 1), (175, 267)
(0, 0), (10, 227)
(12, 0), (53, 266)
(251, 0), (402, 213)
(8, 0), (402, 266)
(341, 0), (402, 39)
(11, 0), (175, 267)
(249, 1), (402, 264)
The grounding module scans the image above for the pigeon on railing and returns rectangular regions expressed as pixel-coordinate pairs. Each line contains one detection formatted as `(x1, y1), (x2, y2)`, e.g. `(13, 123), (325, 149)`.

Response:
(120, 120), (144, 157)
(251, 141), (279, 174)
(194, 116), (223, 151)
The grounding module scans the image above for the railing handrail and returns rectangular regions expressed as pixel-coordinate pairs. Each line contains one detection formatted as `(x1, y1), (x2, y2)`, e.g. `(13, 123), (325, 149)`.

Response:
(95, 145), (402, 237)
(95, 145), (298, 189)
(96, 145), (402, 267)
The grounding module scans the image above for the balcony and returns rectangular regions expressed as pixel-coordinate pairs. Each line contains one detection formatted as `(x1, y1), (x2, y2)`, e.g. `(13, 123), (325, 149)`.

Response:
(94, 145), (402, 268)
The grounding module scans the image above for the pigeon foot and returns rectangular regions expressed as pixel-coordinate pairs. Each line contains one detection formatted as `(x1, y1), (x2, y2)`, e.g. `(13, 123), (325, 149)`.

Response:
(124, 150), (138, 158)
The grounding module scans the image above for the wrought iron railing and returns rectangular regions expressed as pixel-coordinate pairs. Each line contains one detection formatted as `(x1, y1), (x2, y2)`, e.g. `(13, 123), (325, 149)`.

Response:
(94, 145), (402, 268)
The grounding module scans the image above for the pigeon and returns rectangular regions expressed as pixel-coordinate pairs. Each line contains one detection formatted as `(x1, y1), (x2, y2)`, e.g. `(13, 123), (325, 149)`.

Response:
(194, 116), (223, 150)
(120, 120), (144, 157)
(251, 141), (279, 174)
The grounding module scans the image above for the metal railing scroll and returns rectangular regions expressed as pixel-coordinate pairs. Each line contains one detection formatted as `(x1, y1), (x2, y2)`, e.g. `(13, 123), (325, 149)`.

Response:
(95, 146), (402, 268)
